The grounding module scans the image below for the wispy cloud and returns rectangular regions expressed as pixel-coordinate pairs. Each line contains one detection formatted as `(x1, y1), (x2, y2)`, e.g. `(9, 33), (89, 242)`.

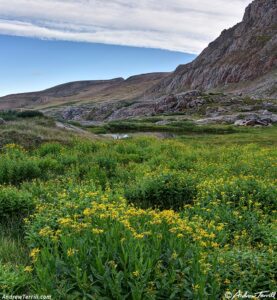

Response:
(0, 0), (252, 53)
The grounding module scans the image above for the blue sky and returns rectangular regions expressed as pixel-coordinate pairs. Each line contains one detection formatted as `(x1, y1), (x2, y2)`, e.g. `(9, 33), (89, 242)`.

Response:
(0, 0), (251, 96)
(0, 35), (196, 96)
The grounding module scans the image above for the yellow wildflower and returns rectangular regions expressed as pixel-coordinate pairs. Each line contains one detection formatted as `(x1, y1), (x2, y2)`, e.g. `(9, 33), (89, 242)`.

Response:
(29, 248), (40, 262)
(132, 271), (140, 277)
(171, 251), (178, 259)
(39, 226), (53, 237)
(224, 279), (231, 284)
(58, 217), (72, 226)
(24, 266), (33, 273)
(83, 208), (92, 216)
(133, 233), (144, 239)
(92, 228), (104, 235)
(211, 242), (219, 248)
(67, 248), (77, 257)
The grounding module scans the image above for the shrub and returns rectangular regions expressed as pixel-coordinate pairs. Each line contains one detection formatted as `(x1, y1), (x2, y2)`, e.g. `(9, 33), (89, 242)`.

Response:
(0, 110), (43, 121)
(0, 159), (42, 185)
(0, 186), (33, 220)
(0, 110), (18, 121)
(95, 155), (118, 179)
(17, 110), (43, 118)
(125, 171), (197, 210)
(197, 176), (277, 211)
(36, 142), (63, 156)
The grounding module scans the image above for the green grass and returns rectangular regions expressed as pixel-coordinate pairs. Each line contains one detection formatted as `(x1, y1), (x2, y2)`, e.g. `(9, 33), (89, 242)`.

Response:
(0, 226), (29, 266)
(178, 125), (277, 146)
(0, 116), (98, 149)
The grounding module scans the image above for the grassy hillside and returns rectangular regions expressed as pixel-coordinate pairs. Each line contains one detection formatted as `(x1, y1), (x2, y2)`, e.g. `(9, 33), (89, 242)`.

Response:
(0, 111), (100, 149)
(0, 73), (169, 111)
(0, 118), (276, 299)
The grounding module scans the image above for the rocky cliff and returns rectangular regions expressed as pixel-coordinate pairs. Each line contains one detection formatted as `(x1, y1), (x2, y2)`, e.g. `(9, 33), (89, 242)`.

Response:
(149, 0), (277, 99)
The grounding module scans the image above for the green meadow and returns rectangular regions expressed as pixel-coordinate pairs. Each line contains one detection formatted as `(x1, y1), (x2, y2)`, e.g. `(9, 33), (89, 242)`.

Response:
(0, 116), (276, 299)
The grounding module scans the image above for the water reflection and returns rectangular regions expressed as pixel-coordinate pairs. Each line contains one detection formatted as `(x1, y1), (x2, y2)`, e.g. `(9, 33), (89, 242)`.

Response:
(100, 132), (177, 139)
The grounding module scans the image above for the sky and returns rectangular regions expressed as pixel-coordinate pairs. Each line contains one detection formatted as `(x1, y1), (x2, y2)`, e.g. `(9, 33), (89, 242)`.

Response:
(0, 0), (252, 96)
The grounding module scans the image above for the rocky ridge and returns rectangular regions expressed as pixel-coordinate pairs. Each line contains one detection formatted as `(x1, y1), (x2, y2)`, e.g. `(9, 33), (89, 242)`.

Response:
(148, 0), (277, 99)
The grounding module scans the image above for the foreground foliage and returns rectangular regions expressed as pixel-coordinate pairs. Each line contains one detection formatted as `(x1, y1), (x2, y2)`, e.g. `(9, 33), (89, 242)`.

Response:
(0, 130), (276, 299)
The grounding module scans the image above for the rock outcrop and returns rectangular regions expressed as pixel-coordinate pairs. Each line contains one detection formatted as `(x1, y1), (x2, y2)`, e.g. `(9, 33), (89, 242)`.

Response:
(196, 110), (277, 126)
(149, 0), (277, 99)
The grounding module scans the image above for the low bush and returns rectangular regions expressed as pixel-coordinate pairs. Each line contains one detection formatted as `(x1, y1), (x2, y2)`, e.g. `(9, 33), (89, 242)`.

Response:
(197, 176), (277, 211)
(125, 171), (197, 210)
(36, 142), (63, 157)
(0, 110), (18, 121)
(0, 186), (33, 220)
(0, 110), (43, 121)
(17, 110), (43, 118)
(0, 159), (42, 185)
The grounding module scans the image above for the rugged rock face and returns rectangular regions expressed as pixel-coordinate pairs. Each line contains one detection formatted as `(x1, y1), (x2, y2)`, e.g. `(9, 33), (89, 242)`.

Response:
(149, 0), (277, 98)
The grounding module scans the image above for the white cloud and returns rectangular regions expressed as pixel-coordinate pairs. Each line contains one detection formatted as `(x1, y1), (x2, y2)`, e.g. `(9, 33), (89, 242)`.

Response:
(0, 0), (252, 53)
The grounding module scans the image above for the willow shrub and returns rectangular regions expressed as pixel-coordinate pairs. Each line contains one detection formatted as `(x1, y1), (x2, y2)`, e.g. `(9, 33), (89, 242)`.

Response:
(0, 186), (33, 221)
(125, 171), (198, 210)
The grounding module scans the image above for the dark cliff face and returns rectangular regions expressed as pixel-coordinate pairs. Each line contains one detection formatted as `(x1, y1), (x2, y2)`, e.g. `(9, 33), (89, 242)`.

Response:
(150, 0), (277, 97)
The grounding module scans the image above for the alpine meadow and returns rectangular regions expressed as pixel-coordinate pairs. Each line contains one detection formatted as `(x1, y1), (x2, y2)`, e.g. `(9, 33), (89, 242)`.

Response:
(0, 0), (276, 299)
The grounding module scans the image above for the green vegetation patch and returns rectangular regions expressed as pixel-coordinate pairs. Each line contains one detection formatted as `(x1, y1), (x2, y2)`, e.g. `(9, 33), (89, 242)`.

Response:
(0, 127), (276, 298)
(0, 110), (43, 120)
(88, 119), (239, 135)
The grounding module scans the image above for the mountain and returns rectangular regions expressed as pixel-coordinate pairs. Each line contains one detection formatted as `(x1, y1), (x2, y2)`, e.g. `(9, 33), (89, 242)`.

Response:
(0, 78), (123, 110)
(0, 73), (169, 110)
(149, 0), (277, 99)
(0, 0), (276, 123)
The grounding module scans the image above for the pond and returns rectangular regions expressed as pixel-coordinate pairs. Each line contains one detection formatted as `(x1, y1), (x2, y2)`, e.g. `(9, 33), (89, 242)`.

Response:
(100, 132), (178, 139)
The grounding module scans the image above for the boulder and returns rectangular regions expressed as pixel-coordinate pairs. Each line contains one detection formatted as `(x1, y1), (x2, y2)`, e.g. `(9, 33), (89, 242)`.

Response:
(155, 120), (171, 126)
(234, 119), (248, 126)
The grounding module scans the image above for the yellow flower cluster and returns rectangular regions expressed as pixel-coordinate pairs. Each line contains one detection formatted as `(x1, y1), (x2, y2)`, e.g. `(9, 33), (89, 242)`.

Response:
(30, 248), (40, 262)
(67, 248), (78, 257)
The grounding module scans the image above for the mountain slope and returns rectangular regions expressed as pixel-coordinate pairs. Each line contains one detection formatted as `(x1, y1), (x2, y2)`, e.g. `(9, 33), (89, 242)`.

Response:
(0, 73), (169, 110)
(148, 0), (277, 99)
(0, 78), (124, 109)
